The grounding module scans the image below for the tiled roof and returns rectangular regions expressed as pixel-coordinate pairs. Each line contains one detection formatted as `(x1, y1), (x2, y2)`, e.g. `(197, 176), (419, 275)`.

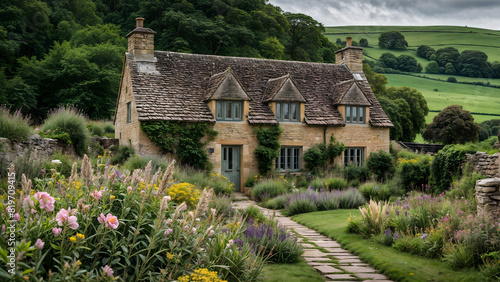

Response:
(263, 74), (307, 103)
(124, 51), (393, 126)
(205, 69), (251, 101)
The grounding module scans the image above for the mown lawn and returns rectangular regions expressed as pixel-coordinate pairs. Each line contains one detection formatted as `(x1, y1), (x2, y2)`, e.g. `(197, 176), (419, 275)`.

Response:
(292, 210), (483, 282)
(261, 258), (324, 282)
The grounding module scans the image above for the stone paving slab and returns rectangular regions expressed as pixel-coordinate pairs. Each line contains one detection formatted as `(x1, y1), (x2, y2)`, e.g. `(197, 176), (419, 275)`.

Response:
(323, 248), (350, 253)
(340, 266), (378, 273)
(337, 258), (363, 264)
(314, 265), (343, 274)
(300, 243), (316, 249)
(303, 250), (333, 257)
(325, 274), (357, 280)
(313, 241), (342, 248)
(304, 257), (332, 262)
(355, 273), (390, 280)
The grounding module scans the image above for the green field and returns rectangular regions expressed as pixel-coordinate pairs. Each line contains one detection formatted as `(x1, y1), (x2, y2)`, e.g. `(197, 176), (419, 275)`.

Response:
(325, 26), (500, 133)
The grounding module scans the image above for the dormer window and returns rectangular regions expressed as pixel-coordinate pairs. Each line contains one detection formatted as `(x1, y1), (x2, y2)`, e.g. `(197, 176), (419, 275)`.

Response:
(276, 102), (300, 122)
(216, 101), (242, 121)
(345, 106), (365, 124)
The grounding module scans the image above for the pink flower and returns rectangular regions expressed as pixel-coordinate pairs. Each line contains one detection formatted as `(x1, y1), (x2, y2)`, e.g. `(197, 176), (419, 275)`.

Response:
(1, 224), (5, 233)
(56, 208), (79, 230)
(34, 192), (55, 212)
(165, 219), (172, 225)
(208, 230), (214, 237)
(103, 265), (114, 276)
(184, 225), (189, 232)
(98, 213), (119, 229)
(164, 228), (173, 236)
(14, 213), (20, 221)
(52, 227), (62, 237)
(90, 190), (103, 201)
(127, 186), (132, 193)
(35, 239), (45, 250)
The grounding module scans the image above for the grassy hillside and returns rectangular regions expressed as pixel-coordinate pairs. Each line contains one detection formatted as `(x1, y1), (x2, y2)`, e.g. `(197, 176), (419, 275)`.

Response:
(326, 26), (500, 137)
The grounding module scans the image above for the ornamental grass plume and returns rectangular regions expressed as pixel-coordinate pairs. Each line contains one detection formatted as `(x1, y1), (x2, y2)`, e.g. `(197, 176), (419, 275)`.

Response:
(174, 202), (187, 220)
(81, 154), (93, 186)
(195, 188), (214, 218)
(151, 167), (162, 187)
(143, 160), (152, 184)
(159, 160), (176, 195)
(70, 162), (78, 180)
(359, 199), (389, 234)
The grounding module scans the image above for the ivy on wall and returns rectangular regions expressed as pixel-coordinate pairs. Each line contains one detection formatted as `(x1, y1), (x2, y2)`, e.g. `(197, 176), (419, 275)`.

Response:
(141, 121), (218, 170)
(254, 125), (282, 175)
(303, 134), (345, 174)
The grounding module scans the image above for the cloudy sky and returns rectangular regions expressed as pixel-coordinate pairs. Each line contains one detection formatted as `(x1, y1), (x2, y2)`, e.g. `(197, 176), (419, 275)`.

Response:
(269, 0), (500, 30)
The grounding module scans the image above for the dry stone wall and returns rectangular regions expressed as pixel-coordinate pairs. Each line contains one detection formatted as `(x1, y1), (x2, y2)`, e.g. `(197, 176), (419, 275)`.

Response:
(476, 178), (500, 219)
(466, 151), (500, 178)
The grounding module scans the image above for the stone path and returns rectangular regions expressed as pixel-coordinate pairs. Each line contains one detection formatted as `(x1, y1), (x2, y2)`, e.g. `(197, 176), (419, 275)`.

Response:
(232, 193), (393, 282)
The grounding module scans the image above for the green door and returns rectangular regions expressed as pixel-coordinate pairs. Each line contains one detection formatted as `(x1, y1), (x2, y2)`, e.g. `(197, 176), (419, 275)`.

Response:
(221, 146), (241, 191)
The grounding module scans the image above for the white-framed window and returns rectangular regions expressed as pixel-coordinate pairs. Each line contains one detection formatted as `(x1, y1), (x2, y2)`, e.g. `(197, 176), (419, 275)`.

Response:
(345, 106), (365, 124)
(126, 102), (131, 124)
(216, 101), (242, 121)
(276, 147), (301, 171)
(344, 147), (364, 166)
(276, 102), (300, 122)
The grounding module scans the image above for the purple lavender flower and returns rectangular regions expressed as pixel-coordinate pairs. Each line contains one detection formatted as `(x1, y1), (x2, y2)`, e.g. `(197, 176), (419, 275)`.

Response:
(393, 233), (399, 240)
(384, 229), (392, 237)
(421, 233), (428, 240)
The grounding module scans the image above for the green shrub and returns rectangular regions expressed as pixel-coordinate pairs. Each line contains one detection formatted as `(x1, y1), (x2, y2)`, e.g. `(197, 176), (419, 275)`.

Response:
(244, 173), (260, 187)
(102, 122), (115, 134)
(303, 135), (344, 174)
(6, 150), (45, 181)
(0, 106), (32, 141)
(263, 194), (290, 210)
(123, 154), (169, 173)
(343, 163), (371, 182)
(41, 107), (89, 155)
(173, 167), (234, 195)
(309, 177), (325, 190)
(397, 154), (432, 192)
(325, 177), (348, 190)
(294, 174), (309, 188)
(339, 188), (366, 208)
(251, 179), (288, 201)
(208, 196), (236, 218)
(443, 242), (475, 269)
(254, 125), (282, 175)
(86, 122), (103, 137)
(448, 172), (484, 200)
(430, 144), (476, 193)
(447, 76), (457, 83)
(242, 205), (267, 223)
(109, 145), (135, 165)
(42, 151), (77, 177)
(348, 179), (361, 188)
(366, 150), (395, 182)
(284, 198), (317, 216)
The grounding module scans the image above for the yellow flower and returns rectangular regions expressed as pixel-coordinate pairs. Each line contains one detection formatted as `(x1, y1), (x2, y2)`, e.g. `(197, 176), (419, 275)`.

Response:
(76, 233), (85, 240)
(410, 273), (414, 275)
(69, 236), (77, 242)
(110, 195), (116, 200)
(166, 252), (175, 260)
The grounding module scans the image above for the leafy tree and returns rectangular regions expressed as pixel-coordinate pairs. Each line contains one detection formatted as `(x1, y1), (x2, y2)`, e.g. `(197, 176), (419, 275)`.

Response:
(455, 50), (491, 78)
(367, 150), (395, 181)
(397, 55), (421, 72)
(378, 96), (414, 141)
(378, 53), (398, 69)
(359, 38), (368, 47)
(382, 87), (429, 142)
(422, 105), (480, 144)
(447, 77), (457, 83)
(444, 62), (456, 75)
(0, 69), (37, 115)
(363, 63), (387, 96)
(259, 36), (285, 59)
(434, 47), (459, 67)
(378, 31), (408, 50)
(479, 119), (500, 137)
(416, 45), (434, 59)
(283, 13), (327, 62)
(491, 61), (500, 78)
(425, 61), (440, 74)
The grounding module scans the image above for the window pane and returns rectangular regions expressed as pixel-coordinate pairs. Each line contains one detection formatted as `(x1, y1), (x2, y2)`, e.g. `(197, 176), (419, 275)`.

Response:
(276, 103), (281, 120)
(352, 107), (357, 122)
(346, 107), (351, 122)
(294, 148), (300, 169)
(284, 103), (289, 120)
(226, 102), (232, 119)
(216, 101), (223, 119)
(228, 148), (233, 169)
(223, 147), (227, 161)
(291, 103), (298, 121)
(126, 102), (131, 123)
(234, 102), (241, 120)
(359, 107), (364, 123)
(280, 148), (285, 169)
(286, 148), (292, 169)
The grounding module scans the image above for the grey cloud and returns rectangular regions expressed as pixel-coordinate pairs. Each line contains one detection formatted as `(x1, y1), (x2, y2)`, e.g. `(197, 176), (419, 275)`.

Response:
(269, 0), (500, 30)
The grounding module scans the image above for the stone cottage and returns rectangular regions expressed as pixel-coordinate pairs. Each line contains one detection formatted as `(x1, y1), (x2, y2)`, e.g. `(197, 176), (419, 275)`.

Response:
(114, 18), (393, 190)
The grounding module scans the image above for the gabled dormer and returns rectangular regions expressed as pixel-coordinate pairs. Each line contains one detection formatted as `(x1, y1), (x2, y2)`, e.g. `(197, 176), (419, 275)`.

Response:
(334, 81), (372, 125)
(205, 68), (251, 121)
(263, 74), (306, 123)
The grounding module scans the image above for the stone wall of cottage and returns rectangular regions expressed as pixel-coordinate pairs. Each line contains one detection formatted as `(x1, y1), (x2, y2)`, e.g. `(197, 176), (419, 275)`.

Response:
(475, 178), (500, 219)
(465, 152), (500, 178)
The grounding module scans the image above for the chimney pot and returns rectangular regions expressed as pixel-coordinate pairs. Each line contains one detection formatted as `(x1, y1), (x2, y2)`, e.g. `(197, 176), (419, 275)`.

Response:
(136, 17), (145, 28)
(346, 37), (352, 47)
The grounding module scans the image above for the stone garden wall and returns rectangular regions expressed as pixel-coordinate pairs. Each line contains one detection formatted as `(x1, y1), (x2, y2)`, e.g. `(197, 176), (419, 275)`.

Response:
(475, 178), (500, 219)
(0, 135), (119, 168)
(466, 151), (500, 178)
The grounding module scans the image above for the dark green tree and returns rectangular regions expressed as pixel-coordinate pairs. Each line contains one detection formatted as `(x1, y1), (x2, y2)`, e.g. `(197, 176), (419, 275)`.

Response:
(434, 47), (460, 67)
(382, 87), (429, 142)
(422, 105), (480, 144)
(416, 45), (434, 59)
(363, 63), (387, 96)
(397, 55), (421, 72)
(359, 38), (368, 47)
(378, 52), (398, 69)
(378, 31), (408, 50)
(444, 62), (456, 75)
(425, 61), (440, 74)
(455, 50), (491, 78)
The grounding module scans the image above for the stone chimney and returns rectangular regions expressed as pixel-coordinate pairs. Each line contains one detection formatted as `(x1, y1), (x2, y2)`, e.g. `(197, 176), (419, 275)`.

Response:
(126, 18), (158, 72)
(335, 37), (363, 72)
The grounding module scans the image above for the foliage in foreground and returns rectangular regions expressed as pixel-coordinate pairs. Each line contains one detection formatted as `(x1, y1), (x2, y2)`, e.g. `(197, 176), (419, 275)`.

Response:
(0, 106), (32, 142)
(0, 158), (266, 281)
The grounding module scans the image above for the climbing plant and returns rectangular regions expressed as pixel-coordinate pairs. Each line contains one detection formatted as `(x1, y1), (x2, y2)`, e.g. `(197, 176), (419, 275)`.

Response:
(141, 121), (218, 170)
(254, 125), (282, 175)
(303, 134), (345, 174)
